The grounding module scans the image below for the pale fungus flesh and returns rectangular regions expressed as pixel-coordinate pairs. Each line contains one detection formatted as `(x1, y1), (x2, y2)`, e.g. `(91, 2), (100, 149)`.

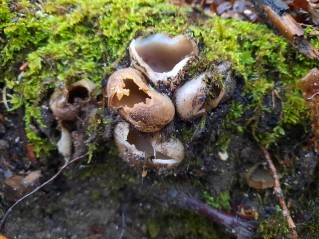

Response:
(129, 33), (198, 90)
(149, 133), (185, 169)
(114, 121), (148, 167)
(114, 122), (184, 169)
(175, 72), (208, 121)
(68, 79), (96, 104)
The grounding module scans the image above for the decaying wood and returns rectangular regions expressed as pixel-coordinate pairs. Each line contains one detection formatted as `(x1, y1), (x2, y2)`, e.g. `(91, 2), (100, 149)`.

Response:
(252, 0), (319, 60)
(263, 5), (303, 40)
(262, 3), (319, 59)
(299, 68), (319, 153)
(261, 147), (298, 239)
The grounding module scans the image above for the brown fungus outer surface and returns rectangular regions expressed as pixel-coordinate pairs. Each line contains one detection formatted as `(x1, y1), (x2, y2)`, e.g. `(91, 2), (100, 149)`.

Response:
(129, 33), (198, 90)
(106, 68), (175, 132)
(50, 79), (96, 121)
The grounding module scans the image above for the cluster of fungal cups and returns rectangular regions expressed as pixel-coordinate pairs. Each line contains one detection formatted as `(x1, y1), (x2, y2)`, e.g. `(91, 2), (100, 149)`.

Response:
(105, 33), (236, 170)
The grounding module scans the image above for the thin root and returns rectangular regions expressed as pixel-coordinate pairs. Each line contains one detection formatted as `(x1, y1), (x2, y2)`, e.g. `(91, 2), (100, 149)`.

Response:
(261, 146), (298, 239)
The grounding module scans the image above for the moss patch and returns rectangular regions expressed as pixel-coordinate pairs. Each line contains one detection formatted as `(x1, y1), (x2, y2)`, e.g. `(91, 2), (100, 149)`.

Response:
(203, 191), (231, 211)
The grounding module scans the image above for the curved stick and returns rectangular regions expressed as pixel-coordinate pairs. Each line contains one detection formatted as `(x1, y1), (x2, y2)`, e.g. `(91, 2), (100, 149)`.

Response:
(261, 147), (298, 239)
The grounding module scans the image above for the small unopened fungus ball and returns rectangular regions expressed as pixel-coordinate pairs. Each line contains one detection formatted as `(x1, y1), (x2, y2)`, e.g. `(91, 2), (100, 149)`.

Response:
(175, 72), (208, 121)
(129, 33), (198, 90)
(114, 122), (184, 169)
(106, 68), (175, 132)
(175, 62), (236, 121)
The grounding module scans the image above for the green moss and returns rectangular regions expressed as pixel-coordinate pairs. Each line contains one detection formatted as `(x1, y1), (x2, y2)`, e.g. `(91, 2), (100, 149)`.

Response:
(293, 182), (319, 236)
(305, 26), (319, 52)
(203, 191), (231, 211)
(282, 86), (309, 125)
(90, 191), (103, 201)
(258, 206), (289, 239)
(0, 0), (185, 155)
(147, 219), (161, 238)
(0, 0), (316, 154)
(85, 108), (111, 163)
(24, 104), (55, 157)
(214, 101), (243, 151)
(215, 134), (232, 152)
(223, 100), (245, 133)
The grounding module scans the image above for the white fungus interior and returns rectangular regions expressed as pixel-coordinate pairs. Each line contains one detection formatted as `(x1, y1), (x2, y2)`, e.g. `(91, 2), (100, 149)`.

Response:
(113, 79), (151, 108)
(127, 129), (170, 159)
(135, 37), (194, 73)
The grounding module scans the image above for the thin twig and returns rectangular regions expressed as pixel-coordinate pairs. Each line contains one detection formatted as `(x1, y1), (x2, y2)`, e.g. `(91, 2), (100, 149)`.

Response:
(261, 147), (298, 239)
(0, 152), (89, 233)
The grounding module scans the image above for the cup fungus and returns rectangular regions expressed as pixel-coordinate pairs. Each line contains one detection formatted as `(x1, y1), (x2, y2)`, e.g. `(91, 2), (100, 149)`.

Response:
(50, 79), (96, 121)
(114, 122), (185, 169)
(104, 35), (235, 171)
(129, 33), (198, 90)
(245, 164), (275, 190)
(106, 68), (175, 132)
(175, 62), (236, 121)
